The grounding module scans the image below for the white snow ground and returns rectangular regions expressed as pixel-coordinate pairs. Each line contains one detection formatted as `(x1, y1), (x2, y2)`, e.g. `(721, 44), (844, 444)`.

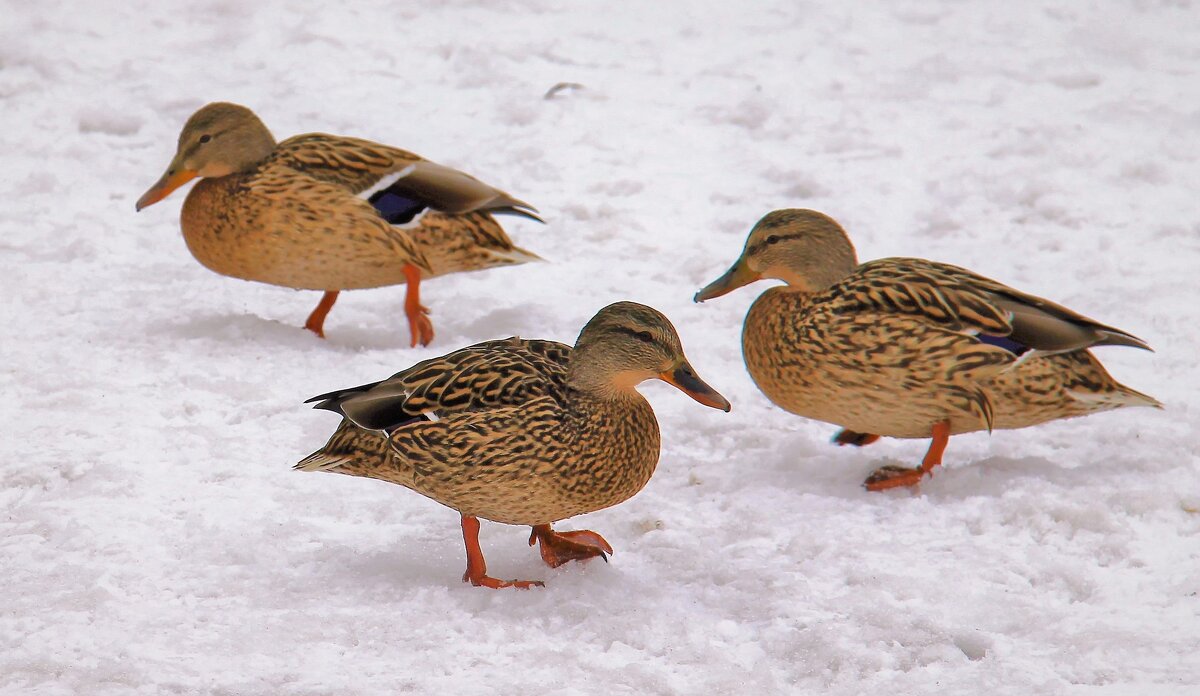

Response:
(2, 1), (1198, 694)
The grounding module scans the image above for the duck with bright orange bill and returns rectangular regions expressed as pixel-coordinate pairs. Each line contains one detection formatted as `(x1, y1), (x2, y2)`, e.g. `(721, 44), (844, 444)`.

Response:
(136, 102), (543, 345)
(297, 302), (730, 589)
(695, 209), (1160, 491)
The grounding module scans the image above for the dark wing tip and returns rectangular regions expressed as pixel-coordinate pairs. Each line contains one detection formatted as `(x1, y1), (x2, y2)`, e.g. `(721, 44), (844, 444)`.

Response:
(304, 378), (387, 411)
(305, 390), (342, 406)
(1099, 331), (1154, 352)
(491, 199), (544, 224)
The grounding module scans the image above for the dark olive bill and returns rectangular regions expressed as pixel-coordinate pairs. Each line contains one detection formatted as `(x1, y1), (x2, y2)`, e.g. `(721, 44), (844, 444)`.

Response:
(660, 362), (731, 412)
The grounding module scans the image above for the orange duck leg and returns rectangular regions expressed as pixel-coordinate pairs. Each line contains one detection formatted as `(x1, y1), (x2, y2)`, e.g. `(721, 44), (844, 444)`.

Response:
(863, 420), (951, 491)
(403, 263), (435, 348)
(303, 265), (434, 346)
(304, 291), (340, 338)
(459, 515), (543, 589)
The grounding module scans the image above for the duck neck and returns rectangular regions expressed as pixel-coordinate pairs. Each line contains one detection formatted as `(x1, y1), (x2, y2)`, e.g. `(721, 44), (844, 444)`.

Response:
(565, 349), (644, 407)
(774, 277), (821, 296)
(220, 122), (278, 175)
(777, 262), (854, 294)
(770, 237), (858, 293)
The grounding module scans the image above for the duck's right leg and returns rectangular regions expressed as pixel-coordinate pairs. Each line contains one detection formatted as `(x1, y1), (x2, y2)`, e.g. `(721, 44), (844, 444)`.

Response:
(402, 264), (435, 348)
(862, 420), (951, 491)
(528, 524), (614, 567)
(459, 515), (543, 589)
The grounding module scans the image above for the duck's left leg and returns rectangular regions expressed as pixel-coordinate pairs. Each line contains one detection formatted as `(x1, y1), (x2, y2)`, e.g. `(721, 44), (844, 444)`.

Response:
(304, 291), (340, 338)
(402, 263), (435, 347)
(529, 524), (614, 568)
(863, 420), (951, 491)
(834, 429), (881, 447)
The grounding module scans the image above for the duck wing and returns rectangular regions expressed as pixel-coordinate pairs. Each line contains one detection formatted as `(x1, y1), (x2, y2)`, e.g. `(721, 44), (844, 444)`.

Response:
(269, 134), (542, 223)
(833, 258), (1150, 357)
(305, 337), (571, 433)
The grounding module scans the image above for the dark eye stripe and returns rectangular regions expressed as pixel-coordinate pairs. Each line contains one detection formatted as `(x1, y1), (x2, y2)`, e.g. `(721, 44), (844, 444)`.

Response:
(612, 326), (656, 343)
(749, 232), (802, 255)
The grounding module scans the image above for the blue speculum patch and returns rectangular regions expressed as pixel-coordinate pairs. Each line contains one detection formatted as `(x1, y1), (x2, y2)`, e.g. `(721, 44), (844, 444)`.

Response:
(369, 190), (426, 225)
(977, 333), (1030, 356)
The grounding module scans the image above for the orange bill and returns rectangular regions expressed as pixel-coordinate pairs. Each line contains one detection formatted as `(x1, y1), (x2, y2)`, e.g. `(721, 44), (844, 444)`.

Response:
(659, 362), (731, 412)
(136, 168), (197, 211)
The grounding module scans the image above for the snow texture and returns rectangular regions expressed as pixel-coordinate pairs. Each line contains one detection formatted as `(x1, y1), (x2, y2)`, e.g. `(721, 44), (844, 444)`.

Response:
(2, 1), (1198, 694)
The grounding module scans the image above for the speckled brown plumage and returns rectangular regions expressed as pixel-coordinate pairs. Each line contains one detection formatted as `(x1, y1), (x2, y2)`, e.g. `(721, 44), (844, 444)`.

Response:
(697, 209), (1159, 490)
(298, 336), (652, 524)
(741, 281), (1157, 438)
(137, 102), (542, 343)
(297, 302), (730, 588)
(742, 287), (1011, 438)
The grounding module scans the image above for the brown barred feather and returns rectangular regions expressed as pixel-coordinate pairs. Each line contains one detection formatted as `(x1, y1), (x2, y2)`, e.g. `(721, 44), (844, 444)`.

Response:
(267, 134), (413, 192)
(832, 259), (1014, 336)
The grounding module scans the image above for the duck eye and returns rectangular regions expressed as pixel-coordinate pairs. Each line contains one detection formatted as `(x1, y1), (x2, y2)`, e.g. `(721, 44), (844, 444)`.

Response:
(766, 235), (781, 245)
(198, 134), (212, 144)
(635, 331), (654, 343)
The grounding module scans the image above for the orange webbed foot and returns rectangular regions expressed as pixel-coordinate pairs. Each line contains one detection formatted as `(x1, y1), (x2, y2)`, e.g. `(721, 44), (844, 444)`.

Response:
(863, 420), (951, 492)
(459, 514), (543, 590)
(834, 429), (881, 447)
(461, 570), (544, 590)
(406, 303), (435, 348)
(863, 465), (928, 491)
(528, 524), (614, 568)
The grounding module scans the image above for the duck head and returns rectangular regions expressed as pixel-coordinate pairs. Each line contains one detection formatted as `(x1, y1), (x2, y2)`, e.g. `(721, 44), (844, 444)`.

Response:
(694, 209), (859, 301)
(136, 102), (276, 211)
(570, 302), (730, 412)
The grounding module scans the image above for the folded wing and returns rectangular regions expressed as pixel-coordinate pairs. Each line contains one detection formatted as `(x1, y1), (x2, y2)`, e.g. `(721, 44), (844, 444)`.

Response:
(836, 258), (1151, 357)
(270, 134), (543, 223)
(306, 337), (571, 434)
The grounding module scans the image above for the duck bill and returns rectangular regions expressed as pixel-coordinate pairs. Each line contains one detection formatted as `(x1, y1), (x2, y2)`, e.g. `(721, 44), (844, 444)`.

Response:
(136, 167), (197, 211)
(659, 363), (731, 412)
(693, 259), (761, 303)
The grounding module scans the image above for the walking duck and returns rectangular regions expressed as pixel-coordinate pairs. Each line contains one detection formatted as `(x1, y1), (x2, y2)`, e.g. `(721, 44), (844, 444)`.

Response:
(136, 102), (542, 345)
(695, 209), (1160, 491)
(297, 302), (730, 588)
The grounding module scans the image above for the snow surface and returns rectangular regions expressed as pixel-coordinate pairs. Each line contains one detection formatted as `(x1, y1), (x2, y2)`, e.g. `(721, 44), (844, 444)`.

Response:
(2, 1), (1199, 694)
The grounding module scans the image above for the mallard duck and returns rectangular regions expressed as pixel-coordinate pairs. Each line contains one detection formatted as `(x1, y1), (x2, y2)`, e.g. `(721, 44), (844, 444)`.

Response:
(296, 301), (730, 588)
(136, 102), (542, 345)
(695, 209), (1160, 491)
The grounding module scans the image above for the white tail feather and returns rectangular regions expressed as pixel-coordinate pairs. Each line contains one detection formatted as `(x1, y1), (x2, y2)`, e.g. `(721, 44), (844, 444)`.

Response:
(1068, 389), (1163, 411)
(294, 452), (351, 472)
(486, 245), (545, 265)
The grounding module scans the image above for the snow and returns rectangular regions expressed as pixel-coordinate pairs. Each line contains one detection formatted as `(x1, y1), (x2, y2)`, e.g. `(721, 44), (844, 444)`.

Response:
(2, 1), (1198, 694)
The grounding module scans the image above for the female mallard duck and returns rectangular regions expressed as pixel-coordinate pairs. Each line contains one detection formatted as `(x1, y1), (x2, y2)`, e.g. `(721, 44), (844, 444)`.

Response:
(136, 102), (542, 345)
(695, 209), (1160, 491)
(297, 302), (730, 588)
